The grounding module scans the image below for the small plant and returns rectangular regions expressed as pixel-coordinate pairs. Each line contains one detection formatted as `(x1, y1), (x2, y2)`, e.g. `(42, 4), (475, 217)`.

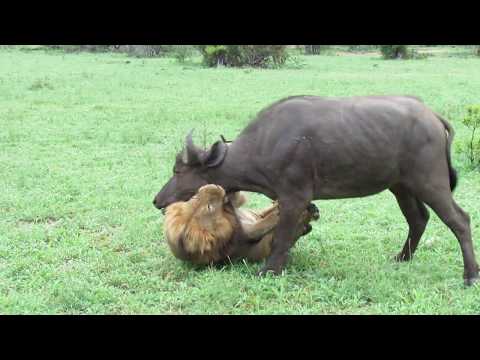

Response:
(284, 55), (306, 69)
(462, 105), (480, 167)
(380, 45), (409, 59)
(29, 78), (54, 91)
(407, 48), (429, 60)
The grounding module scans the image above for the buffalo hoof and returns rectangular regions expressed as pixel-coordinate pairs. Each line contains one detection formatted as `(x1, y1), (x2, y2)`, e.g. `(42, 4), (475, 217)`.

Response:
(257, 269), (275, 277)
(394, 253), (412, 262)
(307, 203), (320, 221)
(301, 224), (313, 236)
(257, 264), (284, 277)
(464, 275), (480, 287)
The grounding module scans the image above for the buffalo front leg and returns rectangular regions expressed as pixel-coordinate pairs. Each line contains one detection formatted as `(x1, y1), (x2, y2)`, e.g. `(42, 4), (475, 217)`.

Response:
(258, 198), (310, 276)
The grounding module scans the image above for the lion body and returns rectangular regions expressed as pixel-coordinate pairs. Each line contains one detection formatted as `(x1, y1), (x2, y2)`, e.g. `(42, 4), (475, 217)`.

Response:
(163, 185), (317, 265)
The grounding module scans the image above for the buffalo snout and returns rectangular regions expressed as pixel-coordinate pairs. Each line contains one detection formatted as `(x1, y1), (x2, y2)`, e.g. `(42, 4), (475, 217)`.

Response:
(153, 192), (178, 213)
(152, 197), (167, 211)
(153, 200), (167, 214)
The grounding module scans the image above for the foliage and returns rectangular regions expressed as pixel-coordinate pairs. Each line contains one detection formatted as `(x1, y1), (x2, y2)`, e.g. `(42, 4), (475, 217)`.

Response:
(304, 45), (323, 55)
(284, 55), (307, 69)
(407, 48), (429, 60)
(379, 45), (409, 59)
(43, 45), (198, 61)
(462, 105), (480, 167)
(118, 45), (165, 57)
(347, 45), (378, 52)
(45, 45), (166, 57)
(45, 45), (114, 53)
(197, 45), (228, 66)
(169, 45), (196, 63)
(197, 45), (288, 68)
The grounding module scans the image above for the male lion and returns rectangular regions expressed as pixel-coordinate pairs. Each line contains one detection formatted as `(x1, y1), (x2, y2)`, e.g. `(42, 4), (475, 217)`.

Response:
(163, 184), (319, 265)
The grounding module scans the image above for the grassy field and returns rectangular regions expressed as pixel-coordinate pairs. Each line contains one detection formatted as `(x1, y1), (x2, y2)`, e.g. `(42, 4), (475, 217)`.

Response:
(1, 47), (480, 314)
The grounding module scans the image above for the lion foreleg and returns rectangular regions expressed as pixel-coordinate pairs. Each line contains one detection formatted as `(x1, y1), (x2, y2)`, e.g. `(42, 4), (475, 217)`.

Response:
(241, 207), (280, 240)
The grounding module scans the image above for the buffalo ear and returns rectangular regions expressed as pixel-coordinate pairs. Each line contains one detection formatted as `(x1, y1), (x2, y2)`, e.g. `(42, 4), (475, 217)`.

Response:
(201, 141), (228, 168)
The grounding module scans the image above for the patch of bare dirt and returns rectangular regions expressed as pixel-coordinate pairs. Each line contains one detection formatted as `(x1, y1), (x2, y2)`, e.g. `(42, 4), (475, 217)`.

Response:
(17, 216), (61, 231)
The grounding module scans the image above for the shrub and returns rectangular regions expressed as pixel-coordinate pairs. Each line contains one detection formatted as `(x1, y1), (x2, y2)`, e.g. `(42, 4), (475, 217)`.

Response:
(43, 45), (198, 61)
(284, 55), (307, 69)
(408, 48), (429, 60)
(45, 45), (114, 53)
(304, 45), (323, 55)
(197, 45), (228, 66)
(379, 45), (409, 59)
(347, 45), (378, 52)
(462, 105), (480, 167)
(169, 45), (196, 63)
(197, 45), (288, 68)
(120, 45), (165, 57)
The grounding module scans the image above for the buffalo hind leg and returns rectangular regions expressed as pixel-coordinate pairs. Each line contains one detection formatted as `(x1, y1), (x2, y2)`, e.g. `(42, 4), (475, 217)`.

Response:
(412, 183), (479, 286)
(390, 185), (430, 262)
(258, 196), (310, 276)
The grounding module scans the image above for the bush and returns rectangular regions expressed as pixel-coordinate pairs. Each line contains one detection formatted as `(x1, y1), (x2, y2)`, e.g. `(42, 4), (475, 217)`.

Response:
(169, 45), (196, 63)
(45, 45), (115, 53)
(43, 45), (198, 61)
(284, 55), (307, 69)
(120, 45), (165, 57)
(197, 45), (288, 68)
(304, 45), (323, 55)
(476, 46), (480, 56)
(379, 45), (409, 59)
(347, 45), (378, 52)
(197, 45), (228, 66)
(462, 105), (480, 167)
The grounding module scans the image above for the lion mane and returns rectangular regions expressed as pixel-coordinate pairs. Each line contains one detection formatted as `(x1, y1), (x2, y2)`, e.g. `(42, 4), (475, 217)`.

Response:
(163, 185), (238, 265)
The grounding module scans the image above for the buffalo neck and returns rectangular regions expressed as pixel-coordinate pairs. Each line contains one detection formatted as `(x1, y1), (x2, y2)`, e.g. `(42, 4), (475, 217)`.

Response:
(204, 142), (277, 199)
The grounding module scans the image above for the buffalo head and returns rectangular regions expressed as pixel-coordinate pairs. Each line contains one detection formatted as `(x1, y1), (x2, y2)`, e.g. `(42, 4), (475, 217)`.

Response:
(153, 131), (228, 211)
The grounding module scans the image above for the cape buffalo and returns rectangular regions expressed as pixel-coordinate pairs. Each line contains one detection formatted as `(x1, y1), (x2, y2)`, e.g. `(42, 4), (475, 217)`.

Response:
(153, 95), (479, 285)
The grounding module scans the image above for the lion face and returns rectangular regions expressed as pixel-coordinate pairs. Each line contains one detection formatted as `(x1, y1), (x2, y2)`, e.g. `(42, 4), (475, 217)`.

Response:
(164, 184), (236, 264)
(194, 184), (227, 214)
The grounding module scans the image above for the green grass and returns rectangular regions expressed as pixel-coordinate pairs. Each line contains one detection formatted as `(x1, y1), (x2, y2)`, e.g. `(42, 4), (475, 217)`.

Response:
(1, 47), (480, 314)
